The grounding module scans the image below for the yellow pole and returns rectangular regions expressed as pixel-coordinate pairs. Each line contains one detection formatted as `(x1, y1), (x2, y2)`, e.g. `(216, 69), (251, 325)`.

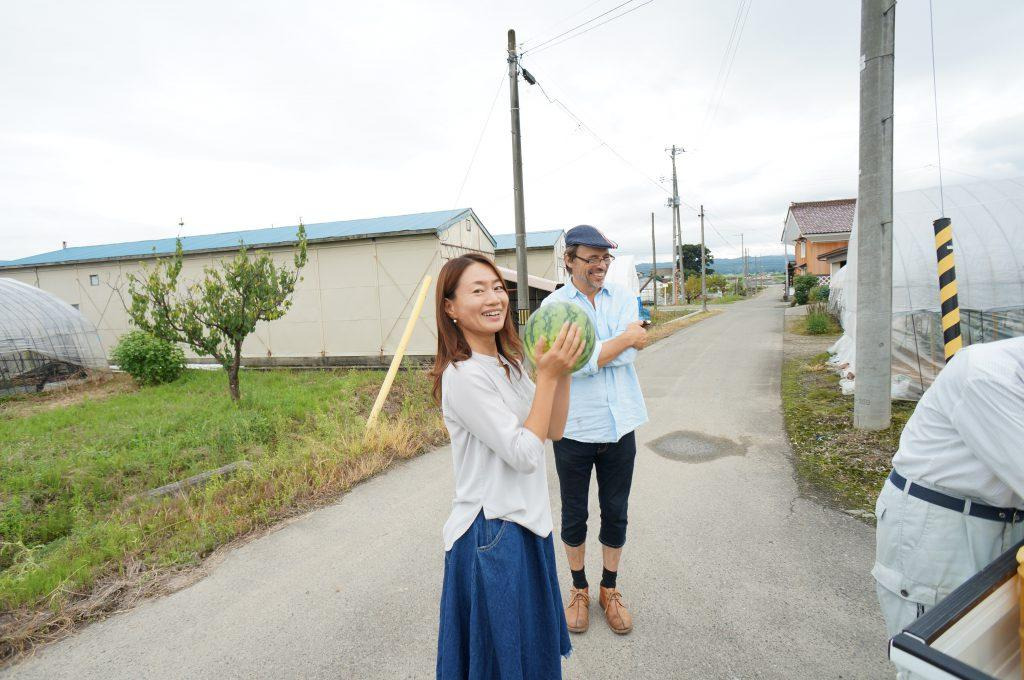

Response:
(366, 275), (432, 429)
(933, 217), (963, 361)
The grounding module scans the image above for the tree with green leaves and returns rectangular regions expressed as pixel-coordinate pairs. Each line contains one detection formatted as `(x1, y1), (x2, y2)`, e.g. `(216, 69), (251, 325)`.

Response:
(707, 273), (728, 296)
(683, 274), (703, 304)
(677, 243), (714, 278)
(126, 225), (308, 401)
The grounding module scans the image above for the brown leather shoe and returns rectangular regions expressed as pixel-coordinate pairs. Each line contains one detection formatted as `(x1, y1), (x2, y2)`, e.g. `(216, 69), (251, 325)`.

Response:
(599, 586), (633, 635)
(565, 586), (590, 633)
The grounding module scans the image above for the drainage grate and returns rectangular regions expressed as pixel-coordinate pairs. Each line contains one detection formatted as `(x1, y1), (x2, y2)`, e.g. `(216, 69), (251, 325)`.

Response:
(647, 430), (744, 463)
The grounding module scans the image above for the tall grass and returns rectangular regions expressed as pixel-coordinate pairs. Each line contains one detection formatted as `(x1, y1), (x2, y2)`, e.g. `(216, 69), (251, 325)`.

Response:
(0, 368), (445, 659)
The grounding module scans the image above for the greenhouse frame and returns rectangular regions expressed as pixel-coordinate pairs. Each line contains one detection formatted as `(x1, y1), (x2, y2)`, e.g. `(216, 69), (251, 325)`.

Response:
(0, 278), (109, 396)
(828, 178), (1024, 399)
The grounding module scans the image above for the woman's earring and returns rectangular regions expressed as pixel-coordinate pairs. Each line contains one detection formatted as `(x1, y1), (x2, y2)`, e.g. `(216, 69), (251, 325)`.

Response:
(451, 317), (458, 325)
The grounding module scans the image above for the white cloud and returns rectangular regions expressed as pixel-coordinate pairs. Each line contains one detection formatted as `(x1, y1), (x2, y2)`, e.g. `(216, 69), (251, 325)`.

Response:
(1, 0), (1021, 264)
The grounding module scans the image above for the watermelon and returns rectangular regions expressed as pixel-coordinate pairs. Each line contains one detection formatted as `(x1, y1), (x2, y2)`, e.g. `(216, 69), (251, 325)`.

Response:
(523, 302), (596, 373)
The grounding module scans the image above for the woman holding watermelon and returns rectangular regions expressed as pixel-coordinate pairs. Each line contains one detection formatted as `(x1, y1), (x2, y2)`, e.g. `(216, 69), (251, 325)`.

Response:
(431, 252), (585, 680)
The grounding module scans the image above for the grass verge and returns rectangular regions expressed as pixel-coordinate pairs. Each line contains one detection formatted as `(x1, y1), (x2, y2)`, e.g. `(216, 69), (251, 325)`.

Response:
(708, 293), (747, 305)
(781, 352), (914, 517)
(647, 309), (722, 344)
(648, 308), (695, 324)
(0, 368), (446, 662)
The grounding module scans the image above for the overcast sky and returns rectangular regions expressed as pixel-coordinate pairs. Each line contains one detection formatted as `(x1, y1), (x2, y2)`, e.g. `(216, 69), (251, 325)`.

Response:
(2, 0), (1022, 263)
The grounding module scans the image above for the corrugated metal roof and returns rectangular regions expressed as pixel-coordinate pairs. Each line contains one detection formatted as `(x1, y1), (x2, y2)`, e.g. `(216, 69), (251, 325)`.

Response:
(1, 208), (489, 269)
(492, 229), (564, 251)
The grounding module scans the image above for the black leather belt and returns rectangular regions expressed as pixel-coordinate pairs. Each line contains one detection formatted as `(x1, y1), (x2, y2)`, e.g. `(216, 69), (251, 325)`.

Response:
(889, 470), (1024, 523)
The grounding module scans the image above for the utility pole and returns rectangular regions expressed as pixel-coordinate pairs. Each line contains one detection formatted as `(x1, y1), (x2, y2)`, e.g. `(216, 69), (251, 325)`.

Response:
(667, 145), (684, 305)
(741, 234), (747, 292)
(699, 205), (707, 312)
(671, 204), (678, 304)
(507, 29), (530, 332)
(853, 0), (895, 430)
(650, 212), (658, 312)
(782, 242), (789, 301)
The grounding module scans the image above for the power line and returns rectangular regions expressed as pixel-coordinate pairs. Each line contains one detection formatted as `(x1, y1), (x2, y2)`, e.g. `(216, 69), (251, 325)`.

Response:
(522, 0), (644, 55)
(475, 143), (602, 204)
(700, 0), (753, 141)
(702, 216), (737, 250)
(527, 71), (670, 195)
(452, 71), (507, 208)
(928, 0), (945, 214)
(522, 0), (656, 57)
(520, 0), (608, 50)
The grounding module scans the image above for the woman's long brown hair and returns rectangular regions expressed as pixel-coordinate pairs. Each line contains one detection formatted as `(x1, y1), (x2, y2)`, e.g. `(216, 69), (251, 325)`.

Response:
(430, 253), (524, 402)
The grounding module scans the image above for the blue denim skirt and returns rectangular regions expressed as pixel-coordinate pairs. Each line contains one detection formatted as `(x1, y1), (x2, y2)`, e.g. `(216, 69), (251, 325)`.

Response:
(437, 512), (571, 680)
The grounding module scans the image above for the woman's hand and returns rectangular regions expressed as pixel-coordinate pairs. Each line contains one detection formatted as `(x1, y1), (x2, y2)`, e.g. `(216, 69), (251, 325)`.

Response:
(533, 322), (585, 381)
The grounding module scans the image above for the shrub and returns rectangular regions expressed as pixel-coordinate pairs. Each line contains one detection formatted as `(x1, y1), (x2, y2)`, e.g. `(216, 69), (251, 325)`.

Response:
(808, 285), (830, 302)
(793, 274), (818, 305)
(806, 312), (832, 335)
(111, 330), (186, 385)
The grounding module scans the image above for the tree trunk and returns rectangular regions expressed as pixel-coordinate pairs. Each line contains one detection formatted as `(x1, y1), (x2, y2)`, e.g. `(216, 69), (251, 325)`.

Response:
(228, 343), (242, 402)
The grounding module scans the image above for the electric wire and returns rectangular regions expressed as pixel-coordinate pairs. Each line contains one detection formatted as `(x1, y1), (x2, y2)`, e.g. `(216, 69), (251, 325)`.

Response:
(452, 72), (507, 208)
(520, 0), (608, 51)
(702, 1), (746, 131)
(700, 0), (753, 142)
(702, 216), (738, 251)
(521, 0), (647, 56)
(525, 0), (656, 57)
(928, 0), (945, 214)
(527, 72), (670, 195)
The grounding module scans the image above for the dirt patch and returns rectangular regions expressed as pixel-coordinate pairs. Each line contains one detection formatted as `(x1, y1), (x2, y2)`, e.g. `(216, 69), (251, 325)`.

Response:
(782, 317), (839, 360)
(0, 373), (136, 418)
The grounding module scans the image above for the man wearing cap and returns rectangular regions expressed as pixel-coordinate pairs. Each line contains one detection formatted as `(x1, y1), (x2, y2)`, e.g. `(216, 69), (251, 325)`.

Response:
(873, 336), (1024, 676)
(540, 224), (648, 636)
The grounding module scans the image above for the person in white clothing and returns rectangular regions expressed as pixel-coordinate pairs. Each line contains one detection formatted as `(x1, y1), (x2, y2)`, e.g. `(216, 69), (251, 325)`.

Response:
(874, 336), (1024, 677)
(430, 253), (585, 680)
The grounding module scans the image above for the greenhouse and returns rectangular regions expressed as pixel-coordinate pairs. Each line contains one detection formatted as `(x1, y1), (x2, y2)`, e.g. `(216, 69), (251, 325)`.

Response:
(0, 278), (109, 396)
(828, 178), (1024, 399)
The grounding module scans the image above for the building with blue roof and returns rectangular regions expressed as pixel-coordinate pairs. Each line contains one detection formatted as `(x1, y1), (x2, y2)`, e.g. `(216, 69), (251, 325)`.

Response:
(0, 208), (502, 365)
(491, 228), (566, 285)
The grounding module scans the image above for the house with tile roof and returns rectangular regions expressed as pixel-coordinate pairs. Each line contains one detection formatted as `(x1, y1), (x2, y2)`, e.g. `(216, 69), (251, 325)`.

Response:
(781, 198), (855, 280)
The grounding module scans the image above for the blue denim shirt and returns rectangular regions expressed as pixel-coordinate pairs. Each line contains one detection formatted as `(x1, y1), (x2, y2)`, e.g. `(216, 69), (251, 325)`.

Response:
(541, 280), (648, 443)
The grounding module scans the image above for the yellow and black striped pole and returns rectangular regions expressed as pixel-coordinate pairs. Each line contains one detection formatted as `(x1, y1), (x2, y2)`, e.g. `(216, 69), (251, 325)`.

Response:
(934, 217), (963, 361)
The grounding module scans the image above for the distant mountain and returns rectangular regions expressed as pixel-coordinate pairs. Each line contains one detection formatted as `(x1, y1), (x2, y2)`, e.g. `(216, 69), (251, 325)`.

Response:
(636, 255), (790, 276)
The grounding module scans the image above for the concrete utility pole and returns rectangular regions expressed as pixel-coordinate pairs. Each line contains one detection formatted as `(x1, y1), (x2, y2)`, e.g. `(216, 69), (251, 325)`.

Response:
(741, 234), (747, 292)
(699, 205), (707, 312)
(507, 29), (530, 331)
(853, 0), (895, 430)
(670, 204), (678, 304)
(650, 212), (658, 312)
(667, 145), (684, 304)
(782, 242), (790, 301)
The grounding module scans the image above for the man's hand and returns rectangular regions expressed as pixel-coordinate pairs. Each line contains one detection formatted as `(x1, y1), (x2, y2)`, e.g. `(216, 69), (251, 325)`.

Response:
(623, 320), (648, 350)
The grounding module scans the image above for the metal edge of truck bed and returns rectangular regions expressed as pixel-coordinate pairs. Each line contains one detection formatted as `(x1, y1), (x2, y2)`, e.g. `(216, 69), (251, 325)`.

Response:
(889, 538), (1024, 680)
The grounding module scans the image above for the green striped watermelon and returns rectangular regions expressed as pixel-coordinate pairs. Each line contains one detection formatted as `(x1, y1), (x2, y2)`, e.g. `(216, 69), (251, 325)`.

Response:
(523, 302), (596, 373)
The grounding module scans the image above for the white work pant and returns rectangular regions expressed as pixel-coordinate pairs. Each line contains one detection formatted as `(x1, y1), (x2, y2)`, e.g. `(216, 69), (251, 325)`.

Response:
(873, 478), (1024, 678)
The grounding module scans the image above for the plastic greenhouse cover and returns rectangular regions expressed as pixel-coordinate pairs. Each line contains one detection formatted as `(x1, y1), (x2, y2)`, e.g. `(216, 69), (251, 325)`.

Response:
(0, 277), (108, 394)
(607, 254), (641, 298)
(828, 178), (1024, 399)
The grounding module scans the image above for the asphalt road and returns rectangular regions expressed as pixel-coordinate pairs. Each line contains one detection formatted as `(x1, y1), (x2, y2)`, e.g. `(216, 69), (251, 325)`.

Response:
(6, 287), (891, 679)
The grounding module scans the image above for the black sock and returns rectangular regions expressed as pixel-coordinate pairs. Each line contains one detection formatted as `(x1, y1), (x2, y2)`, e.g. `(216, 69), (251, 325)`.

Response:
(571, 568), (588, 590)
(601, 568), (617, 589)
